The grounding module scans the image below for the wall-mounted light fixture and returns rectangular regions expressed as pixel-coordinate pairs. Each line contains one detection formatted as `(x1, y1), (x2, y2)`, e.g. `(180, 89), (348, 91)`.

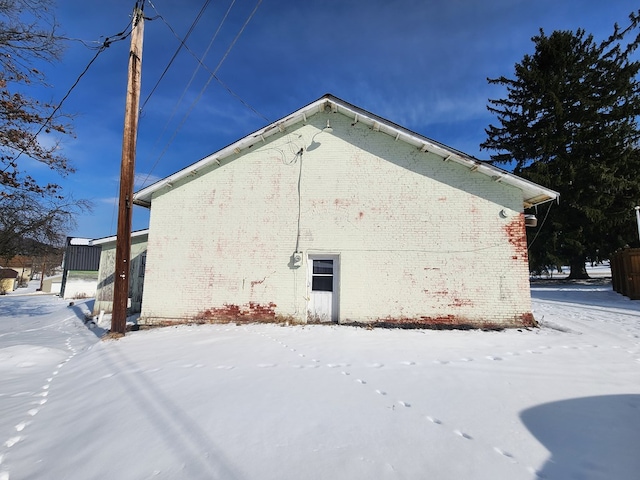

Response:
(307, 120), (334, 152)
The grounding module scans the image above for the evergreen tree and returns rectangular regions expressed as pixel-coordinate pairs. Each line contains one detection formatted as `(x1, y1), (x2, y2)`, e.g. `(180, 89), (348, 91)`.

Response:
(482, 14), (640, 279)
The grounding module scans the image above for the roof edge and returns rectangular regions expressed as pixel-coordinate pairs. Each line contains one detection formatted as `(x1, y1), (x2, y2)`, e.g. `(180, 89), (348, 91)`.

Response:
(132, 94), (559, 209)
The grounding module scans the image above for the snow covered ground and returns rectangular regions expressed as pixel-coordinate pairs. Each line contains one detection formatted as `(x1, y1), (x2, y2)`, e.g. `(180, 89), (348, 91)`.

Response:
(1, 277), (639, 480)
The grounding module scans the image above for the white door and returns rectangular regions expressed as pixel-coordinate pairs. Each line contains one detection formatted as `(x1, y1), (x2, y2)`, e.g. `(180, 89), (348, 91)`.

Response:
(308, 255), (339, 323)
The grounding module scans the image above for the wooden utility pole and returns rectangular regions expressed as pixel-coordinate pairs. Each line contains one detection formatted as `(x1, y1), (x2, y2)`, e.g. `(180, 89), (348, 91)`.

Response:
(112, 3), (144, 335)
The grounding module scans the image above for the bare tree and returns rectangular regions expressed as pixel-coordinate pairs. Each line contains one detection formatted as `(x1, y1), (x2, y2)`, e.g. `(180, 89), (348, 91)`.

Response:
(0, 0), (74, 197)
(0, 191), (90, 258)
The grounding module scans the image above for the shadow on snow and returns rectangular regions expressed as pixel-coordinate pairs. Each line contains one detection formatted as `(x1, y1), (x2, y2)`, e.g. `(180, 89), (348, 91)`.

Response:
(521, 394), (640, 479)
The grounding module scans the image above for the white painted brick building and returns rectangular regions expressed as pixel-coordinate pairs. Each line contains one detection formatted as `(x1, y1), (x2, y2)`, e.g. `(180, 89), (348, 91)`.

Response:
(133, 95), (558, 328)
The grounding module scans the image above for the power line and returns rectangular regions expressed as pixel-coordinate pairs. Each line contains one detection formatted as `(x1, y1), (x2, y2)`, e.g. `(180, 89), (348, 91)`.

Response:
(138, 0), (238, 189)
(139, 0), (266, 188)
(1, 15), (136, 174)
(145, 0), (268, 122)
(140, 0), (213, 113)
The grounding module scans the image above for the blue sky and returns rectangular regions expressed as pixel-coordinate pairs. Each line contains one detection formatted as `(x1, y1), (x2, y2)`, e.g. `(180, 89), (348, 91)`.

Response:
(28, 0), (639, 239)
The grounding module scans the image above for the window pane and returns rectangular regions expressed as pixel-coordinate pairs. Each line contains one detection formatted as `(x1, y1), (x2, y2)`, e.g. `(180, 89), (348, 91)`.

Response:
(312, 276), (333, 292)
(313, 260), (333, 274)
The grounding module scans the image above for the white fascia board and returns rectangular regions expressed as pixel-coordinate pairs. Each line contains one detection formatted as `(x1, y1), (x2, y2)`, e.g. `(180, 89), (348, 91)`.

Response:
(89, 229), (149, 246)
(133, 99), (329, 207)
(133, 94), (559, 209)
(325, 98), (559, 208)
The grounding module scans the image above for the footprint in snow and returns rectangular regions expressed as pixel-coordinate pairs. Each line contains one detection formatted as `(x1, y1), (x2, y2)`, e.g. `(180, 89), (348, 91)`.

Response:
(398, 401), (411, 408)
(355, 379), (366, 384)
(454, 430), (472, 440)
(4, 436), (21, 448)
(401, 361), (415, 366)
(15, 421), (29, 432)
(493, 447), (514, 459)
(458, 358), (473, 362)
(486, 356), (503, 361)
(375, 389), (387, 396)
(368, 363), (384, 368)
(433, 360), (449, 365)
(257, 363), (276, 368)
(341, 371), (350, 376)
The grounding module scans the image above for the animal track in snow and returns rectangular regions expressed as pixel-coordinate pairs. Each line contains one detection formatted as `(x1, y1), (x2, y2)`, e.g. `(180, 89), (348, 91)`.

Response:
(15, 421), (29, 432)
(486, 356), (502, 361)
(454, 430), (472, 440)
(375, 389), (387, 396)
(433, 360), (449, 365)
(4, 436), (21, 448)
(367, 363), (384, 368)
(341, 371), (350, 376)
(257, 363), (276, 368)
(355, 379), (366, 384)
(493, 447), (514, 459)
(401, 361), (415, 366)
(426, 416), (442, 425)
(397, 401), (411, 408)
(458, 358), (473, 362)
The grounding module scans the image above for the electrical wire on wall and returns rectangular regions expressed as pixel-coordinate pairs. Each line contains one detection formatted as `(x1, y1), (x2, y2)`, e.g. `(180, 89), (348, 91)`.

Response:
(1, 14), (136, 174)
(527, 200), (554, 250)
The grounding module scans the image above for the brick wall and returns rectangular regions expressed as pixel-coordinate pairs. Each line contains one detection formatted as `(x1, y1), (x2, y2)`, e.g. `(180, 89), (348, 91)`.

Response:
(140, 112), (532, 327)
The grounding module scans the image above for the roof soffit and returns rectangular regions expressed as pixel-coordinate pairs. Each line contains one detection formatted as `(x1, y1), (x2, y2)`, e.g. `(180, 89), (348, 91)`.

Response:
(133, 94), (559, 208)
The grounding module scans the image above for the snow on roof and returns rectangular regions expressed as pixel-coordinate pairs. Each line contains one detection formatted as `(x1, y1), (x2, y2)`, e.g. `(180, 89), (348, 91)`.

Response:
(133, 94), (559, 209)
(89, 229), (149, 246)
(67, 237), (92, 246)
